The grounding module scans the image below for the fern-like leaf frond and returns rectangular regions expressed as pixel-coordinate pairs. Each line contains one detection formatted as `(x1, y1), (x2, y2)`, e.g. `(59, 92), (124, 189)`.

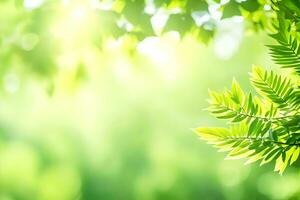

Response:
(250, 66), (300, 111)
(195, 124), (300, 174)
(267, 19), (300, 75)
(198, 66), (300, 174)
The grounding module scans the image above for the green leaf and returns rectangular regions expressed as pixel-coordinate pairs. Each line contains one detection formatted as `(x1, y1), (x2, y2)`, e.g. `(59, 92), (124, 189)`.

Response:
(231, 78), (244, 104)
(186, 0), (208, 12)
(240, 0), (260, 12)
(163, 13), (194, 35)
(222, 0), (241, 19)
(290, 147), (300, 165)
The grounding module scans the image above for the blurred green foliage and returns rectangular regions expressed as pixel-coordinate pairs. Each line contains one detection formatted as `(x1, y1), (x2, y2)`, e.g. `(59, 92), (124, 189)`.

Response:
(0, 0), (276, 82)
(1, 0), (300, 200)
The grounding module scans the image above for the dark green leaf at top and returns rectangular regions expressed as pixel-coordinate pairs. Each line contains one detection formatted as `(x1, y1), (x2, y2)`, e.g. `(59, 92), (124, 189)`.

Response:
(163, 13), (194, 35)
(240, 0), (260, 12)
(186, 0), (209, 12)
(222, 0), (241, 19)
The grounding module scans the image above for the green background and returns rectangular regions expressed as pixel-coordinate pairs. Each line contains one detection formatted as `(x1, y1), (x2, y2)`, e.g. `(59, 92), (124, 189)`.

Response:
(0, 1), (299, 200)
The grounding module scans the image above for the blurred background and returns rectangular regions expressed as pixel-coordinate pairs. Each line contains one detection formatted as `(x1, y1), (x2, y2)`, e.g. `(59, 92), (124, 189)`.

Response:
(1, 0), (300, 200)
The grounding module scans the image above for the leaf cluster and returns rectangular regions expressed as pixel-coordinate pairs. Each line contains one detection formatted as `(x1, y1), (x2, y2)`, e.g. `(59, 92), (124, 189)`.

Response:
(196, 8), (300, 173)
